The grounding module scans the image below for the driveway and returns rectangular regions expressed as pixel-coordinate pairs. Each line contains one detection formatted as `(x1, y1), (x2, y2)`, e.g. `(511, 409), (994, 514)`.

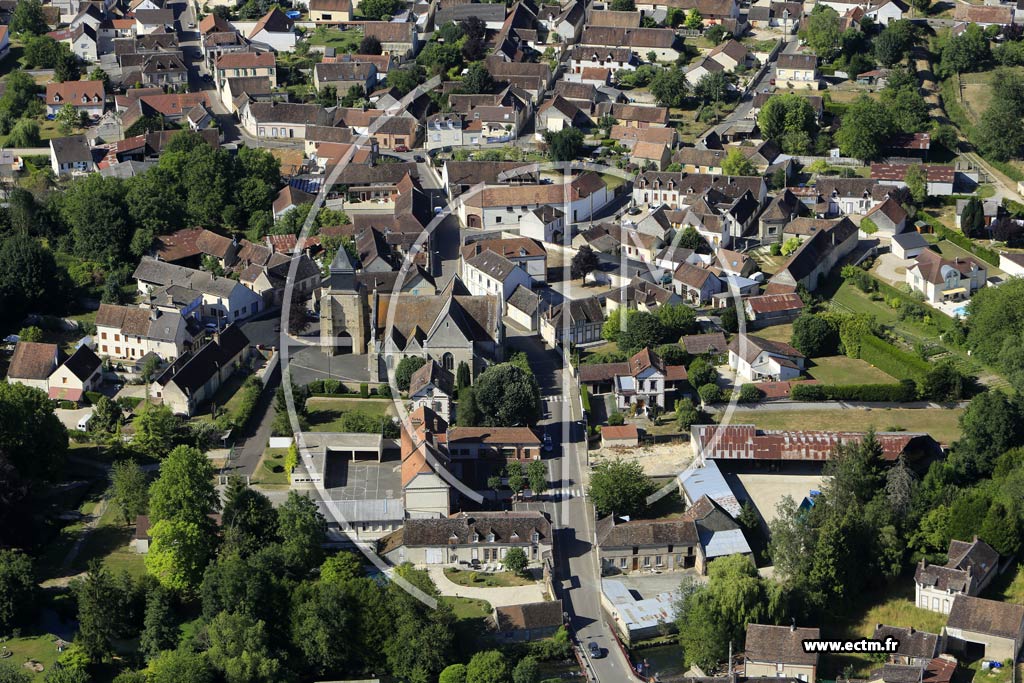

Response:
(425, 565), (548, 606)
(873, 252), (910, 287)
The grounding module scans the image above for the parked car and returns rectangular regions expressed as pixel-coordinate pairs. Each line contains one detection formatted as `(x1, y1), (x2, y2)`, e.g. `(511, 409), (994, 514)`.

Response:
(588, 642), (603, 659)
(543, 433), (553, 452)
(394, 144), (409, 152)
(413, 154), (425, 162)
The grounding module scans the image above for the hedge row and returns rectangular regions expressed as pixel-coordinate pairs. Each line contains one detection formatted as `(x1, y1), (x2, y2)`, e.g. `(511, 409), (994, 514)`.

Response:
(859, 334), (930, 383)
(791, 380), (918, 402)
(581, 384), (592, 413)
(928, 221), (1001, 267)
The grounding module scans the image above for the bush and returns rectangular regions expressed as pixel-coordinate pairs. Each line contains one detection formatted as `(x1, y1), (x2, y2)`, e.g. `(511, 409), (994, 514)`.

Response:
(738, 384), (763, 403)
(581, 385), (592, 413)
(359, 382), (369, 399)
(84, 390), (104, 406)
(770, 243), (782, 256)
(698, 383), (722, 404)
(378, 384), (392, 398)
(607, 412), (625, 426)
(790, 380), (919, 402)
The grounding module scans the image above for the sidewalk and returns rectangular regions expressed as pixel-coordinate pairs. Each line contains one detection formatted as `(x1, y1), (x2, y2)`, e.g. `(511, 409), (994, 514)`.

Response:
(426, 565), (547, 607)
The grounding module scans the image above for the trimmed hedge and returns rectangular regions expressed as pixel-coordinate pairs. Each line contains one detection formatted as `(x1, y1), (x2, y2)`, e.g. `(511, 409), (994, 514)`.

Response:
(791, 380), (918, 402)
(859, 334), (930, 383)
(581, 384), (592, 413)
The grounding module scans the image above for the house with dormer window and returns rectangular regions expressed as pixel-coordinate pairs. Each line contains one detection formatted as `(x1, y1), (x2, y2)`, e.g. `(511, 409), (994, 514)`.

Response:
(46, 80), (105, 118)
(378, 510), (553, 566)
(906, 249), (987, 304)
(915, 537), (999, 614)
(579, 347), (689, 412)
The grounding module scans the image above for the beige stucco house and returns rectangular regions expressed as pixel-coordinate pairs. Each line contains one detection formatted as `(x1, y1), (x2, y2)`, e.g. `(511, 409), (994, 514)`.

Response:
(744, 624), (821, 682)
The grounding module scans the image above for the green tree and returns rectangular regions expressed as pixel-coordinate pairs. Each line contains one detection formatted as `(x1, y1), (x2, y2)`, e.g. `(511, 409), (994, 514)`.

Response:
(6, 119), (40, 148)
(980, 501), (1020, 556)
(466, 650), (509, 683)
(883, 86), (930, 134)
(132, 404), (180, 459)
(440, 664), (468, 683)
(721, 148), (756, 176)
(618, 310), (668, 354)
(544, 128), (585, 161)
(0, 71), (41, 116)
(609, 0), (635, 9)
(277, 491), (328, 576)
(836, 95), (894, 161)
(359, 0), (400, 19)
(791, 314), (839, 357)
(55, 103), (79, 135)
(0, 549), (35, 635)
(571, 244), (600, 279)
(588, 459), (655, 517)
(320, 552), (363, 584)
(527, 459), (547, 495)
(694, 70), (729, 105)
(675, 397), (700, 431)
(395, 356), (427, 391)
(502, 547), (529, 575)
(904, 164), (927, 204)
(687, 356), (717, 388)
(0, 382), (68, 482)
(147, 649), (214, 683)
(221, 483), (278, 557)
(387, 64), (426, 95)
(205, 611), (281, 683)
(921, 360), (966, 401)
(359, 35), (382, 54)
(940, 23), (990, 77)
(803, 5), (842, 59)
(684, 8), (703, 28)
(72, 563), (121, 660)
(61, 174), (131, 261)
(0, 663), (31, 683)
(675, 586), (729, 670)
(460, 62), (494, 94)
(145, 517), (215, 593)
(108, 459), (149, 525)
(456, 361), (471, 396)
(650, 67), (689, 108)
(10, 0), (47, 34)
(874, 25), (907, 66)
(16, 326), (43, 343)
(148, 446), (216, 524)
(474, 363), (541, 426)
(506, 460), (525, 493)
(974, 96), (1024, 161)
(457, 386), (481, 427)
(757, 94), (817, 153)
(290, 580), (356, 675)
(720, 305), (743, 334)
(139, 584), (178, 659)
(955, 391), (1022, 479)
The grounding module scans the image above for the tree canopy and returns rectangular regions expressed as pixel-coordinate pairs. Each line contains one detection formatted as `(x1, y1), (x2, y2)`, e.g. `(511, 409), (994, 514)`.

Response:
(588, 459), (655, 517)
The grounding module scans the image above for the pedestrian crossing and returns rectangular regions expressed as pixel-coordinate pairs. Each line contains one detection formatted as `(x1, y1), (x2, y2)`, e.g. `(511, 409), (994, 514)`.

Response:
(548, 486), (584, 500)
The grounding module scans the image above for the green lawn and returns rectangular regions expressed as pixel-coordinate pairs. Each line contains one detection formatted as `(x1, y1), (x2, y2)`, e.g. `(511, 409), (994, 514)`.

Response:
(749, 324), (794, 344)
(985, 562), (1024, 605)
(251, 447), (290, 487)
(75, 500), (146, 577)
(933, 239), (1005, 277)
(306, 397), (395, 432)
(716, 407), (964, 444)
(306, 27), (363, 52)
(820, 579), (948, 677)
(440, 596), (495, 658)
(444, 568), (534, 587)
(3, 634), (61, 681)
(806, 355), (896, 385)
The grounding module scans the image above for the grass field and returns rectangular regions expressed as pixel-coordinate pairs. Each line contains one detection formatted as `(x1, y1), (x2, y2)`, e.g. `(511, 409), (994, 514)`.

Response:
(750, 323), (793, 343)
(305, 397), (395, 432)
(715, 407), (964, 443)
(958, 67), (1024, 125)
(441, 596), (495, 658)
(806, 355), (896, 385)
(252, 447), (290, 487)
(444, 568), (534, 587)
(306, 27), (363, 52)
(4, 634), (60, 681)
(985, 562), (1024, 605)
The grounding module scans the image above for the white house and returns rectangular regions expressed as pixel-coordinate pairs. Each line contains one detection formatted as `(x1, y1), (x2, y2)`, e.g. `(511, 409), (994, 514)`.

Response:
(461, 250), (534, 312)
(47, 345), (103, 403)
(460, 237), (547, 283)
(915, 538), (999, 614)
(50, 135), (96, 176)
(892, 232), (930, 260)
(906, 249), (987, 304)
(247, 8), (296, 52)
(727, 335), (806, 382)
(459, 173), (612, 230)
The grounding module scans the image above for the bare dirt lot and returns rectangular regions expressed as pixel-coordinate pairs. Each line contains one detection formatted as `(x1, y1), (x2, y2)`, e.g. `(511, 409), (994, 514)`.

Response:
(590, 441), (694, 477)
(734, 473), (827, 525)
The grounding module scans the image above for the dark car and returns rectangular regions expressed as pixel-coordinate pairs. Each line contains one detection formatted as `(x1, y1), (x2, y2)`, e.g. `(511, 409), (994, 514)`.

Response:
(543, 433), (553, 452)
(588, 642), (603, 659)
(413, 154), (425, 162)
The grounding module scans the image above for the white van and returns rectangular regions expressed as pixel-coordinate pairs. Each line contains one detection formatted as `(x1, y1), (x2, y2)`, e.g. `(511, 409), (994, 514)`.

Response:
(77, 413), (94, 431)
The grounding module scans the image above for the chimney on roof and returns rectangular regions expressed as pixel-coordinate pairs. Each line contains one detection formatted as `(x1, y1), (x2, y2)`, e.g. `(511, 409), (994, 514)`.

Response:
(150, 307), (160, 321)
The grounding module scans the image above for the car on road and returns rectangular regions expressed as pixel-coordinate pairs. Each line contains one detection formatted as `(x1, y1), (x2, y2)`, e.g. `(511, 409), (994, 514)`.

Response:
(394, 144), (409, 152)
(588, 642), (603, 658)
(413, 154), (425, 162)
(543, 433), (553, 452)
